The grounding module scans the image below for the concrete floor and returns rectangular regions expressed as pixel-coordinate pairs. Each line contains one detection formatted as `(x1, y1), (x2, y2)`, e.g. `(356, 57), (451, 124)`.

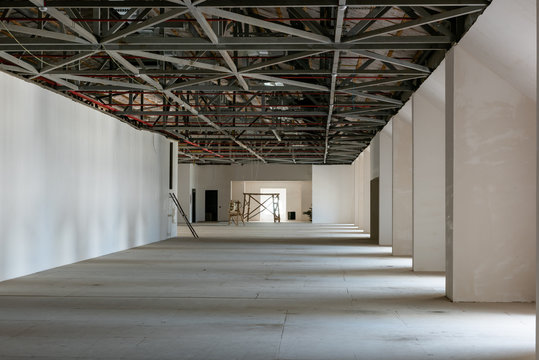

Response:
(0, 223), (534, 360)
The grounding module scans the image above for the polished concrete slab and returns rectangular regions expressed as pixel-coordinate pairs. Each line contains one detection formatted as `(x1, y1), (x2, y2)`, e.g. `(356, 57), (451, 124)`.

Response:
(0, 223), (534, 359)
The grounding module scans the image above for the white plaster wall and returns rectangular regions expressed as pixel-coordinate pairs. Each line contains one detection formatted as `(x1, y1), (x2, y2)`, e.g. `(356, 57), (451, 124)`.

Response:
(413, 61), (446, 272)
(354, 158), (361, 227)
(446, 44), (536, 301)
(186, 164), (311, 221)
(392, 102), (413, 256)
(353, 149), (371, 232)
(312, 165), (355, 224)
(379, 121), (393, 246)
(0, 72), (177, 282)
(370, 134), (380, 180)
(177, 164), (193, 221)
(362, 147), (371, 233)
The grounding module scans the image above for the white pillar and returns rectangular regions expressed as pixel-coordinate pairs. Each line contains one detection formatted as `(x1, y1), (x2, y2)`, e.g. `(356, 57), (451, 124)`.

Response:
(412, 62), (446, 272)
(445, 45), (536, 302)
(379, 121), (393, 246)
(362, 147), (371, 234)
(392, 102), (413, 256)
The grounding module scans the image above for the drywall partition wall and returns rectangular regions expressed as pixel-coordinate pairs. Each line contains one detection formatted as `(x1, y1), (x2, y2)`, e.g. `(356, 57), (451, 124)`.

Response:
(231, 181), (312, 221)
(370, 134), (380, 180)
(379, 120), (393, 246)
(392, 102), (413, 256)
(177, 164), (193, 221)
(413, 60), (446, 272)
(353, 148), (371, 232)
(362, 147), (371, 233)
(312, 165), (355, 224)
(185, 164), (312, 221)
(0, 72), (177, 282)
(445, 0), (536, 302)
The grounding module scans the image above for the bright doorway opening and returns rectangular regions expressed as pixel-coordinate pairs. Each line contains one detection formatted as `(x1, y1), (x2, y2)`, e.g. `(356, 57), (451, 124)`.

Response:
(260, 188), (286, 222)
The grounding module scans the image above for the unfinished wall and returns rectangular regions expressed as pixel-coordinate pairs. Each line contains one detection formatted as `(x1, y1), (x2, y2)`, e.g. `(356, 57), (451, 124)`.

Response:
(178, 164), (312, 222)
(0, 72), (177, 282)
(312, 165), (355, 224)
(413, 61), (446, 272)
(445, 0), (536, 301)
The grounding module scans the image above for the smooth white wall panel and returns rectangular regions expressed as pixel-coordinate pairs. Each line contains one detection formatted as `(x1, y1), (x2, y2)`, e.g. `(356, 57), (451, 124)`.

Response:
(379, 121), (393, 246)
(312, 165), (355, 224)
(392, 102), (413, 256)
(0, 72), (176, 282)
(445, 10), (536, 302)
(413, 61), (446, 272)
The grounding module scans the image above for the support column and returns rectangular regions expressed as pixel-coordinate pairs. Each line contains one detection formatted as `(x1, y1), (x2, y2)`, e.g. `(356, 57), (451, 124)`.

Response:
(379, 121), (393, 246)
(445, 46), (536, 302)
(392, 102), (413, 256)
(412, 62), (446, 271)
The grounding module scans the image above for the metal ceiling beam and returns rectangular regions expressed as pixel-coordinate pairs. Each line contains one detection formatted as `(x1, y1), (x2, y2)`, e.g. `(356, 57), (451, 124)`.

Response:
(0, 22), (90, 44)
(185, 0), (249, 90)
(345, 6), (484, 42)
(25, 3), (98, 44)
(118, 50), (231, 73)
(243, 73), (329, 92)
(101, 8), (190, 43)
(0, 1), (489, 8)
(339, 74), (427, 91)
(56, 73), (154, 90)
(324, 0), (346, 164)
(157, 126), (326, 131)
(349, 50), (431, 73)
(0, 37), (452, 51)
(118, 110), (329, 116)
(202, 8), (332, 43)
(31, 51), (99, 79)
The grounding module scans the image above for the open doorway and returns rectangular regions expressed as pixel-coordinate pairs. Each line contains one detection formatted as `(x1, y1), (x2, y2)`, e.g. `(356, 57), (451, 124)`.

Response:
(205, 190), (218, 221)
(260, 188), (286, 222)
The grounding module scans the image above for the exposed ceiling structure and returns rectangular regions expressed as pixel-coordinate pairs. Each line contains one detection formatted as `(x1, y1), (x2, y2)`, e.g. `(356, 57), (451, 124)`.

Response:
(0, 0), (490, 164)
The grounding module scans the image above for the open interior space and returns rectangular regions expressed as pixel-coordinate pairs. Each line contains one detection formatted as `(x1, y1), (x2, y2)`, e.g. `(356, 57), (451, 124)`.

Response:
(0, 0), (537, 358)
(0, 224), (534, 360)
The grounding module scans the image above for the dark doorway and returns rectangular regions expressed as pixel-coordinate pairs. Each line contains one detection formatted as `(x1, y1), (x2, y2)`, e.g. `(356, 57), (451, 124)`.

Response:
(191, 189), (196, 223)
(205, 190), (218, 222)
(370, 177), (379, 242)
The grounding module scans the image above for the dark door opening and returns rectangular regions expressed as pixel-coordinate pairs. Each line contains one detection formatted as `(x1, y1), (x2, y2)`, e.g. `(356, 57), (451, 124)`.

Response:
(191, 189), (196, 223)
(205, 190), (218, 222)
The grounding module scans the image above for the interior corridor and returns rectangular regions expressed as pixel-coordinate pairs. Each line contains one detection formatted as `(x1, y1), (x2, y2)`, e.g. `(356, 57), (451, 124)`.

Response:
(0, 224), (534, 360)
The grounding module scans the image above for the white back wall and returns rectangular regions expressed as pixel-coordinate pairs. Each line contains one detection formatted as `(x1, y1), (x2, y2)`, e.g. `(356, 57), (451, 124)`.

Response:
(312, 165), (355, 224)
(232, 181), (312, 221)
(179, 164), (311, 222)
(0, 72), (176, 282)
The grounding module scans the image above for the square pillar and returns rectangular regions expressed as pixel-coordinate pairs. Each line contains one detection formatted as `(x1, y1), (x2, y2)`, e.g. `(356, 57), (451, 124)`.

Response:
(379, 121), (393, 246)
(445, 46), (536, 302)
(392, 102), (413, 256)
(412, 62), (446, 271)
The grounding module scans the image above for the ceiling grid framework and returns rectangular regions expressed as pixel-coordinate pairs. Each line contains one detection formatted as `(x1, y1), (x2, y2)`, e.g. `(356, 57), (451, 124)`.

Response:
(0, 0), (491, 164)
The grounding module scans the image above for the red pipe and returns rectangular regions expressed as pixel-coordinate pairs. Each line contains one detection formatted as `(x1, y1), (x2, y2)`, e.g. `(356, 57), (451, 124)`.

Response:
(181, 140), (224, 158)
